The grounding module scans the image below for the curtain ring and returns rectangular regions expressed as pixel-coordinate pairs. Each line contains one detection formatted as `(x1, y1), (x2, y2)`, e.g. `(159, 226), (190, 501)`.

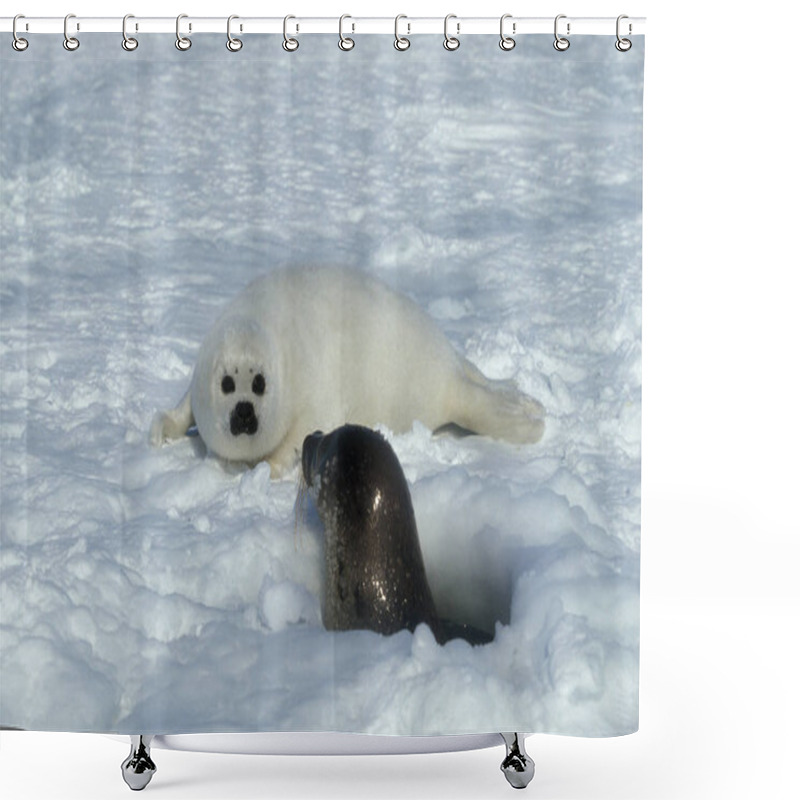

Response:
(499, 14), (516, 51)
(553, 14), (570, 51)
(12, 14), (29, 52)
(122, 14), (139, 51)
(394, 14), (410, 51)
(175, 14), (192, 51)
(227, 15), (243, 51)
(338, 14), (355, 51)
(283, 15), (299, 51)
(63, 13), (80, 51)
(443, 14), (460, 51)
(615, 15), (632, 52)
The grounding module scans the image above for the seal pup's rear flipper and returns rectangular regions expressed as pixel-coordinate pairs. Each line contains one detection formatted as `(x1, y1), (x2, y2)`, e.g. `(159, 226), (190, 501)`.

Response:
(451, 363), (545, 445)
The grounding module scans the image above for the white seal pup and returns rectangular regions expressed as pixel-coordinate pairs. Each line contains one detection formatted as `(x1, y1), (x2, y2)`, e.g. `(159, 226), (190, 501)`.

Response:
(150, 265), (544, 477)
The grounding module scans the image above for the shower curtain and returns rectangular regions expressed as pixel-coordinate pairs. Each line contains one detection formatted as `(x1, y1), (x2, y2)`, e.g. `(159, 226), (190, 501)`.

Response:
(0, 27), (643, 739)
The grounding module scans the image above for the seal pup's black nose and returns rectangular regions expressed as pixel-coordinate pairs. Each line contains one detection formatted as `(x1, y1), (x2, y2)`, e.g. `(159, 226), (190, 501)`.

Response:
(230, 401), (258, 436)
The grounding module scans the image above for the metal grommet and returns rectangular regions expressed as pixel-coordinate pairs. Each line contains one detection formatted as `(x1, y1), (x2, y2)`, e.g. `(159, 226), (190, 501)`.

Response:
(499, 13), (516, 51)
(615, 15), (632, 52)
(338, 14), (355, 51)
(122, 14), (138, 51)
(394, 14), (410, 51)
(175, 13), (192, 51)
(226, 15), (243, 51)
(443, 14), (460, 51)
(12, 14), (29, 51)
(63, 13), (80, 51)
(282, 15), (299, 51)
(553, 14), (570, 51)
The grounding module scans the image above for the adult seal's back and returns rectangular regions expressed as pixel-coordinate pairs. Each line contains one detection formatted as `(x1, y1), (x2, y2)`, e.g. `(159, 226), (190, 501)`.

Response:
(302, 425), (443, 642)
(150, 266), (545, 478)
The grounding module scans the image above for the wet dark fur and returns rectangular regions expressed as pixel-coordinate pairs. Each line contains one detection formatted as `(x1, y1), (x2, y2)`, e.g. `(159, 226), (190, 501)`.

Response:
(303, 425), (441, 641)
(302, 425), (492, 646)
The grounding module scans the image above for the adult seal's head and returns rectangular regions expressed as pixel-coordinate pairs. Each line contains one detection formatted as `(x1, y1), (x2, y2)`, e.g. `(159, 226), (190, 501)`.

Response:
(302, 425), (442, 641)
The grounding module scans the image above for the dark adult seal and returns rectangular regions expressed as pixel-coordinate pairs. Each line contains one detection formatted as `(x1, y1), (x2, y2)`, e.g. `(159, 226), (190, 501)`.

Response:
(301, 424), (444, 642)
(301, 425), (494, 646)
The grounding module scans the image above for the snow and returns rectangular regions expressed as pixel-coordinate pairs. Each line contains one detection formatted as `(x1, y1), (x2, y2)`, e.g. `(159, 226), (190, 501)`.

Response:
(0, 34), (642, 737)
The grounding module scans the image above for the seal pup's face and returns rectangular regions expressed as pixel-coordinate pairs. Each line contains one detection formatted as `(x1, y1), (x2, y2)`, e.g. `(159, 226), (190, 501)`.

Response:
(191, 316), (282, 463)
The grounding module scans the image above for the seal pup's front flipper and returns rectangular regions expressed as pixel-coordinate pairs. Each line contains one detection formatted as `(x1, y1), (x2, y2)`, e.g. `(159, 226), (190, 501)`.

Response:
(150, 388), (194, 446)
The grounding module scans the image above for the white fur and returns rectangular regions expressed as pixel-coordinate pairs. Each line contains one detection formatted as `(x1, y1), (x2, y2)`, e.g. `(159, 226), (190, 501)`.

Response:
(150, 266), (544, 478)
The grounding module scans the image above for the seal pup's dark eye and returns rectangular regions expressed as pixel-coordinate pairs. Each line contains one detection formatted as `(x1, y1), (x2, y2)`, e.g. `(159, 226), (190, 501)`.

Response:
(221, 375), (236, 394)
(252, 374), (266, 396)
